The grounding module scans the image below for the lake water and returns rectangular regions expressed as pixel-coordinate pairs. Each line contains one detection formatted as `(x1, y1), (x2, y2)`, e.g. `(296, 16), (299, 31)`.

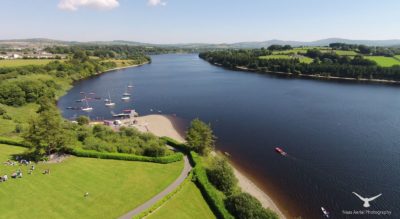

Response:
(58, 54), (399, 218)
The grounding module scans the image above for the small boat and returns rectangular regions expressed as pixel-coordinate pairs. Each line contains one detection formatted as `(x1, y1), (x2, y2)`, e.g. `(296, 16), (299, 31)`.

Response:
(127, 83), (134, 88)
(122, 92), (131, 96)
(123, 109), (132, 113)
(79, 92), (85, 94)
(104, 98), (109, 102)
(66, 106), (74, 109)
(75, 99), (82, 102)
(105, 91), (115, 107)
(89, 92), (96, 95)
(82, 97), (93, 112)
(321, 207), (329, 218)
(121, 96), (130, 101)
(275, 147), (287, 156)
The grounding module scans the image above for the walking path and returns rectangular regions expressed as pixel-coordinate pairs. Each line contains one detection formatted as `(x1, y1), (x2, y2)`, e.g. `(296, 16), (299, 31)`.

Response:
(119, 155), (192, 219)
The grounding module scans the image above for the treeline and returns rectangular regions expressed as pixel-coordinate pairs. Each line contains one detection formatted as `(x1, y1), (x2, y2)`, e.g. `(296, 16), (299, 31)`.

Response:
(199, 49), (400, 81)
(329, 43), (400, 57)
(44, 44), (192, 59)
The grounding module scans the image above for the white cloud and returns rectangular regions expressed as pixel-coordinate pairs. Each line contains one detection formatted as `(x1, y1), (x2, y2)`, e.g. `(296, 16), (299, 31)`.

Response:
(148, 0), (167, 7)
(58, 0), (119, 11)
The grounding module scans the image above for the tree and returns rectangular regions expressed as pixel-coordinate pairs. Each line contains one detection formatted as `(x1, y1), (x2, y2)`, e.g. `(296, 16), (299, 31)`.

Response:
(24, 104), (72, 159)
(207, 157), (238, 195)
(76, 115), (90, 125)
(186, 118), (215, 155)
(226, 192), (278, 219)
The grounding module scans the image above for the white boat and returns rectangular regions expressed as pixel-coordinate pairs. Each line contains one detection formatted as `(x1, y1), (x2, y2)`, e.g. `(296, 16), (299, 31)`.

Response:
(127, 83), (134, 88)
(105, 91), (115, 107)
(121, 96), (130, 101)
(122, 92), (131, 96)
(82, 97), (93, 111)
(321, 207), (329, 218)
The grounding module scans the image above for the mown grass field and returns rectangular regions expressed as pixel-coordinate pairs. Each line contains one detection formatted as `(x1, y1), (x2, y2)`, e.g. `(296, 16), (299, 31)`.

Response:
(0, 144), (183, 219)
(365, 56), (400, 67)
(0, 59), (59, 67)
(147, 181), (216, 219)
(259, 54), (313, 64)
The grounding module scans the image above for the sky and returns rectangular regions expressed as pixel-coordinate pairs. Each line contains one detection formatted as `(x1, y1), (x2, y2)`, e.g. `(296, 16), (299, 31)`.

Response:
(0, 0), (400, 44)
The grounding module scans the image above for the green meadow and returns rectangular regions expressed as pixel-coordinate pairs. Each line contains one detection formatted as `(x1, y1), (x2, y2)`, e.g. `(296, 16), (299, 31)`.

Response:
(0, 59), (60, 67)
(0, 144), (184, 219)
(365, 56), (400, 67)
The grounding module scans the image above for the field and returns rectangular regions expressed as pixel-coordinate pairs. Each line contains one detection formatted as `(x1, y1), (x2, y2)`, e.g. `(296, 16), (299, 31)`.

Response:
(332, 50), (358, 56)
(365, 56), (400, 67)
(0, 59), (59, 67)
(0, 144), (183, 219)
(147, 181), (216, 219)
(259, 54), (313, 64)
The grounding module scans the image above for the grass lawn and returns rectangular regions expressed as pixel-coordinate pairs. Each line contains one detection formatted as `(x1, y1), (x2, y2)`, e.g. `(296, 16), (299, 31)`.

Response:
(147, 182), (216, 219)
(259, 54), (313, 64)
(0, 59), (59, 67)
(365, 56), (400, 67)
(0, 144), (184, 219)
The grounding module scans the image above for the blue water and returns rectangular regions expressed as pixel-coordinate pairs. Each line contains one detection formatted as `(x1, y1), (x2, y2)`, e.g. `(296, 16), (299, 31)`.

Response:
(58, 54), (400, 218)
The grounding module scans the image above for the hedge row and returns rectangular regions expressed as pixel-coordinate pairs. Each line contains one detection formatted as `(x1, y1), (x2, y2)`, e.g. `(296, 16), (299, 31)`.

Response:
(71, 148), (183, 164)
(133, 171), (194, 219)
(0, 137), (29, 148)
(190, 151), (234, 219)
(161, 136), (191, 153)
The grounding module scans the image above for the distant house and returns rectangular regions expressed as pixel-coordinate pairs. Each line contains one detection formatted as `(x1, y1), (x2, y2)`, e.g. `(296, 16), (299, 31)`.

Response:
(11, 53), (22, 59)
(0, 55), (9, 59)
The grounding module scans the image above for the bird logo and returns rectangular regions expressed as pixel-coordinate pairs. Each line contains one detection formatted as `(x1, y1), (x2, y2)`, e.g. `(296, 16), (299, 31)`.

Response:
(352, 192), (382, 208)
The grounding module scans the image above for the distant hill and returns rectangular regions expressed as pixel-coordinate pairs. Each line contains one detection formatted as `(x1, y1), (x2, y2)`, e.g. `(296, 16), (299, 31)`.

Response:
(1, 38), (400, 49)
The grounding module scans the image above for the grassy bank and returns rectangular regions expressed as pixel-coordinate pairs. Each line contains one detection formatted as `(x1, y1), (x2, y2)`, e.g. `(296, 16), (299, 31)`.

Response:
(0, 144), (183, 219)
(147, 181), (216, 219)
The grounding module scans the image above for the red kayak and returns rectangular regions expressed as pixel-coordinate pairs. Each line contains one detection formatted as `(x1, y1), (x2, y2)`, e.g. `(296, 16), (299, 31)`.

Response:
(275, 147), (287, 156)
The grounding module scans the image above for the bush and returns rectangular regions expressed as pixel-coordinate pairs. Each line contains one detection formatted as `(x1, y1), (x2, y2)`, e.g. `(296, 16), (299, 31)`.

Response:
(0, 107), (6, 115)
(14, 124), (23, 133)
(225, 193), (278, 219)
(71, 148), (183, 164)
(76, 115), (90, 125)
(161, 136), (191, 153)
(2, 114), (12, 120)
(190, 152), (234, 219)
(207, 157), (238, 196)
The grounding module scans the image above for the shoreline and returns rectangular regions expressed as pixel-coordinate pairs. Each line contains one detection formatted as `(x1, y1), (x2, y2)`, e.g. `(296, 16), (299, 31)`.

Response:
(138, 114), (287, 219)
(209, 61), (400, 85)
(96, 61), (150, 75)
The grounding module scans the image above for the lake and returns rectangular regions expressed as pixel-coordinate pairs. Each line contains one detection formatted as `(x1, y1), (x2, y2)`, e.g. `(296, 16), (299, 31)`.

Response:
(58, 54), (399, 218)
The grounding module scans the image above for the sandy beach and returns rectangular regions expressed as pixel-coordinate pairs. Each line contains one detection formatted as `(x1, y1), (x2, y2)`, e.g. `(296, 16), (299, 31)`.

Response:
(137, 114), (286, 219)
